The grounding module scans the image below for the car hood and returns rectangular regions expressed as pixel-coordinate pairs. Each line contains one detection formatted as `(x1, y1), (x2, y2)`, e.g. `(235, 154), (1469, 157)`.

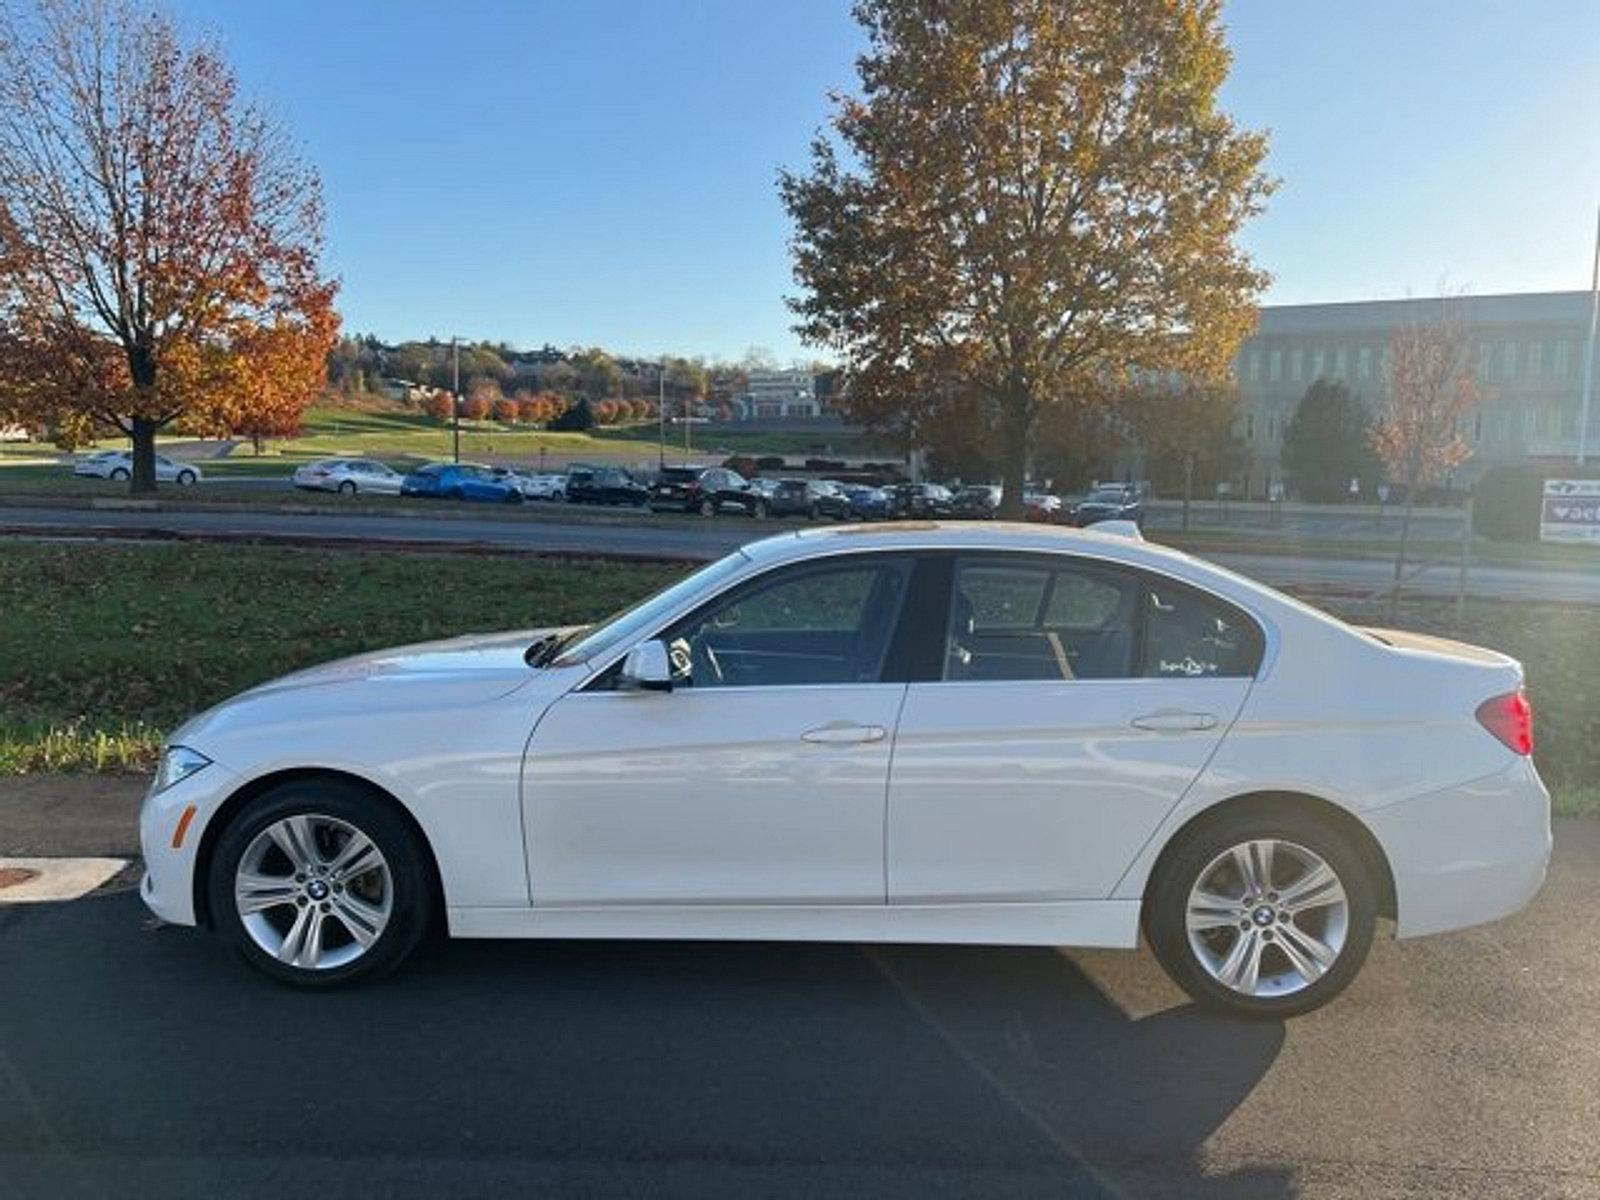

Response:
(166, 627), (588, 750)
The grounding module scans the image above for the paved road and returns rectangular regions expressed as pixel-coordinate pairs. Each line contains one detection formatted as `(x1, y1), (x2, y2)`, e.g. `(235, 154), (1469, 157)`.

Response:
(3, 500), (1596, 602)
(2, 777), (1596, 1198)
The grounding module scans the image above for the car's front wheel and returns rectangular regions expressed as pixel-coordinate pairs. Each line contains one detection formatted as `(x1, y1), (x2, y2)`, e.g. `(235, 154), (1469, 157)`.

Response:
(338, 480), (356, 495)
(208, 780), (433, 988)
(1143, 807), (1377, 1018)
(110, 467), (129, 481)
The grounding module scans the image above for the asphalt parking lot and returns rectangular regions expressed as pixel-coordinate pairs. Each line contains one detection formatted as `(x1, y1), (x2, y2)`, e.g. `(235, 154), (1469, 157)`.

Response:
(3, 801), (1597, 1199)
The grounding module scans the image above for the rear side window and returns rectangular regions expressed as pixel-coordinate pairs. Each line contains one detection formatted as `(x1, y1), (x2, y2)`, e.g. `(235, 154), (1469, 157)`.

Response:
(942, 554), (1261, 683)
(1139, 580), (1263, 679)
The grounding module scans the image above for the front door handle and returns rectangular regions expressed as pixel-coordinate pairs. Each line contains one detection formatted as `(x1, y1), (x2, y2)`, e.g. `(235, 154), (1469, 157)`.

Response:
(1130, 710), (1218, 733)
(801, 722), (887, 745)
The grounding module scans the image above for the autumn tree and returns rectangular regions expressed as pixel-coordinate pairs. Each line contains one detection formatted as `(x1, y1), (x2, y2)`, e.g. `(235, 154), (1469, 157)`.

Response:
(426, 390), (456, 423)
(1281, 380), (1380, 503)
(0, 0), (337, 492)
(492, 396), (518, 423)
(1119, 378), (1243, 529)
(1375, 306), (1477, 617)
(780, 0), (1270, 517)
(459, 393), (490, 421)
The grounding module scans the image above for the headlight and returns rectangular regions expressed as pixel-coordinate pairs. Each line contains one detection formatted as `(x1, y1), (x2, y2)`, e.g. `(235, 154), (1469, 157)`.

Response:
(154, 745), (212, 793)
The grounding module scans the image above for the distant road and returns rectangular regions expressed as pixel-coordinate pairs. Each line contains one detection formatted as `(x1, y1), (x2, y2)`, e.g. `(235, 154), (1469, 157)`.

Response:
(3, 501), (1596, 603)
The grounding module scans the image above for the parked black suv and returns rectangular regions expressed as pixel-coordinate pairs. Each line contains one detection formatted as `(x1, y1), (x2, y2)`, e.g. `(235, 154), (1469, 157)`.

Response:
(649, 466), (768, 517)
(566, 466), (648, 506)
(1072, 483), (1145, 528)
(950, 484), (1001, 519)
(768, 478), (852, 520)
(886, 482), (955, 519)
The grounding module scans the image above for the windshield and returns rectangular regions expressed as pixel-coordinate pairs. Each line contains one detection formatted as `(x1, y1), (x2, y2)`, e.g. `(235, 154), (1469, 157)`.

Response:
(554, 551), (749, 667)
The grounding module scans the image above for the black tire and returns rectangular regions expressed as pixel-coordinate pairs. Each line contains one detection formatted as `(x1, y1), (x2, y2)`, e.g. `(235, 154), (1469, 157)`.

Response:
(176, 470), (197, 487)
(505, 489), (524, 504)
(1143, 805), (1378, 1019)
(338, 480), (356, 495)
(754, 499), (769, 520)
(698, 498), (716, 517)
(807, 502), (820, 520)
(110, 467), (129, 481)
(207, 778), (434, 989)
(447, 487), (465, 501)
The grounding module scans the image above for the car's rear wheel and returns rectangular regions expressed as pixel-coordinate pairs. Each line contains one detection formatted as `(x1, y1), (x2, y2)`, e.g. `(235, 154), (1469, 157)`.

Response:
(698, 498), (715, 517)
(754, 499), (769, 519)
(110, 467), (129, 481)
(176, 470), (197, 486)
(338, 480), (356, 495)
(208, 780), (433, 988)
(1143, 807), (1377, 1018)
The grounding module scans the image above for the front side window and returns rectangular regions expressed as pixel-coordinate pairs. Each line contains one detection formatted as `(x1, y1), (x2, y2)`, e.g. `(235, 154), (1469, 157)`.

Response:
(658, 558), (911, 689)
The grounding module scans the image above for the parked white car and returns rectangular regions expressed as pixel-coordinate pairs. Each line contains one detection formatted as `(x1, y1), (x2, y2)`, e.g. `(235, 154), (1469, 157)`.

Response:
(73, 450), (201, 485)
(489, 468), (566, 500)
(518, 472), (568, 501)
(140, 523), (1549, 1015)
(292, 458), (404, 495)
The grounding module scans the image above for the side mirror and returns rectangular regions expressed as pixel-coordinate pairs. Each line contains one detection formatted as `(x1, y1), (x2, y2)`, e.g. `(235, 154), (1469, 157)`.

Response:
(618, 639), (673, 691)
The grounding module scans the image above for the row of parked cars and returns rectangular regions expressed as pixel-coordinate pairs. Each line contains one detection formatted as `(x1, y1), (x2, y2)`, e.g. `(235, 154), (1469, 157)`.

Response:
(286, 456), (1147, 527)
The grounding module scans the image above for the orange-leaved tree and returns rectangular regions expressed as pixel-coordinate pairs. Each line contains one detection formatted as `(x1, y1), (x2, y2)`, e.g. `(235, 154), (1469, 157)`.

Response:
(780, 0), (1271, 517)
(1374, 303), (1477, 617)
(0, 0), (338, 492)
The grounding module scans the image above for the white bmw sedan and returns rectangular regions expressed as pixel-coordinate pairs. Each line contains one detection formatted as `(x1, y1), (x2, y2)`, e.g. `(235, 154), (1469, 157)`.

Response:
(139, 524), (1550, 1016)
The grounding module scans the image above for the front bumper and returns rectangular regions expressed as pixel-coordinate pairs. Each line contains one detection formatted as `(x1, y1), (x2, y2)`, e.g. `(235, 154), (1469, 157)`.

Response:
(1366, 756), (1552, 938)
(138, 758), (240, 926)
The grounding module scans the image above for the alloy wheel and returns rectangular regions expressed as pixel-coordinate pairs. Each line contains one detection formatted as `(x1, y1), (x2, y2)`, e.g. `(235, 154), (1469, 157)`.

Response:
(1184, 838), (1349, 999)
(233, 813), (393, 971)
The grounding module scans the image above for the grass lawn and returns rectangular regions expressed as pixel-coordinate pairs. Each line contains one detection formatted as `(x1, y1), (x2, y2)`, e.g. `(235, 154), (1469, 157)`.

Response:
(0, 543), (682, 773)
(2, 539), (1596, 818)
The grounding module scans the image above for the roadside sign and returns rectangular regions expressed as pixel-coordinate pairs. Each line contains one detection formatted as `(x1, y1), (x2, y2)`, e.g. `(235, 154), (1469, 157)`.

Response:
(1540, 479), (1600, 545)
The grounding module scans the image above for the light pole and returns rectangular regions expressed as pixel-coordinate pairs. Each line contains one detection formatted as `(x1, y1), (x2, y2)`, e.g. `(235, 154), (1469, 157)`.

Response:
(451, 336), (462, 464)
(658, 360), (667, 468)
(1578, 204), (1599, 466)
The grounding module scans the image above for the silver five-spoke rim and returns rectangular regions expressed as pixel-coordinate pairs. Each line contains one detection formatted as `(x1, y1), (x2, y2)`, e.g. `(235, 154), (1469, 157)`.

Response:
(234, 813), (393, 971)
(1185, 838), (1349, 999)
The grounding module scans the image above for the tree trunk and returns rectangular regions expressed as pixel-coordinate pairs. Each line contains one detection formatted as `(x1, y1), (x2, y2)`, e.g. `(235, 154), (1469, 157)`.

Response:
(1387, 493), (1416, 623)
(997, 399), (1029, 521)
(129, 416), (160, 495)
(127, 346), (160, 495)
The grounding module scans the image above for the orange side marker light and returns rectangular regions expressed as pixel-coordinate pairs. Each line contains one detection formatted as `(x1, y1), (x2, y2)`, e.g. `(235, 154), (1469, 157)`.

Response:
(171, 804), (198, 849)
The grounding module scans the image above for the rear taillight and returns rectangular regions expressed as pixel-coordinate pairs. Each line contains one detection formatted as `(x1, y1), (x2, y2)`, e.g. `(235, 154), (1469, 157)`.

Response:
(1476, 689), (1533, 755)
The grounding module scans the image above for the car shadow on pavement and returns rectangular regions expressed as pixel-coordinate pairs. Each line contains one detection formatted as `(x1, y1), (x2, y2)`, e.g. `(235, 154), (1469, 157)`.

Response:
(2, 894), (1290, 1198)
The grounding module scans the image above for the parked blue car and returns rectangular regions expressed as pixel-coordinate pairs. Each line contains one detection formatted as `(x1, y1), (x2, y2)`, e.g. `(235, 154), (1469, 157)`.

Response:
(400, 463), (525, 504)
(841, 484), (892, 520)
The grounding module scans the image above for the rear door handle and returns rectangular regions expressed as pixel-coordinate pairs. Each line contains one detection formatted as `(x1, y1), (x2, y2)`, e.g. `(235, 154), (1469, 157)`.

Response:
(1131, 710), (1218, 733)
(801, 722), (887, 745)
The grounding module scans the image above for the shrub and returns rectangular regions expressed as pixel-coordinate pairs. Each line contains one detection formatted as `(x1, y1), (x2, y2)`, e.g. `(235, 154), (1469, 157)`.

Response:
(492, 397), (519, 423)
(518, 398), (542, 423)
(722, 455), (758, 477)
(460, 394), (490, 421)
(549, 397), (595, 432)
(426, 392), (455, 422)
(755, 455), (786, 470)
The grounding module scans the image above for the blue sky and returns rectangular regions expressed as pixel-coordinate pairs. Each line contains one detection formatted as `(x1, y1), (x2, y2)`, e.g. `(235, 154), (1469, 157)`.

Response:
(170, 0), (1600, 361)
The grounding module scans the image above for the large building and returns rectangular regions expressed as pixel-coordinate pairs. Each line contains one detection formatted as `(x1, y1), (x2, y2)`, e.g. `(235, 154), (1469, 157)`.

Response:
(1233, 290), (1597, 497)
(740, 369), (822, 419)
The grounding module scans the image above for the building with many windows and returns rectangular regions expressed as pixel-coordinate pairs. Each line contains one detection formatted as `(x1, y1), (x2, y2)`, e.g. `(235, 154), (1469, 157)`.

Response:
(1233, 291), (1596, 497)
(739, 369), (822, 419)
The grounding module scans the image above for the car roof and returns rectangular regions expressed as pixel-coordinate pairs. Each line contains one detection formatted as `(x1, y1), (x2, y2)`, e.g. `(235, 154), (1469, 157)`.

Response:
(739, 521), (1279, 608)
